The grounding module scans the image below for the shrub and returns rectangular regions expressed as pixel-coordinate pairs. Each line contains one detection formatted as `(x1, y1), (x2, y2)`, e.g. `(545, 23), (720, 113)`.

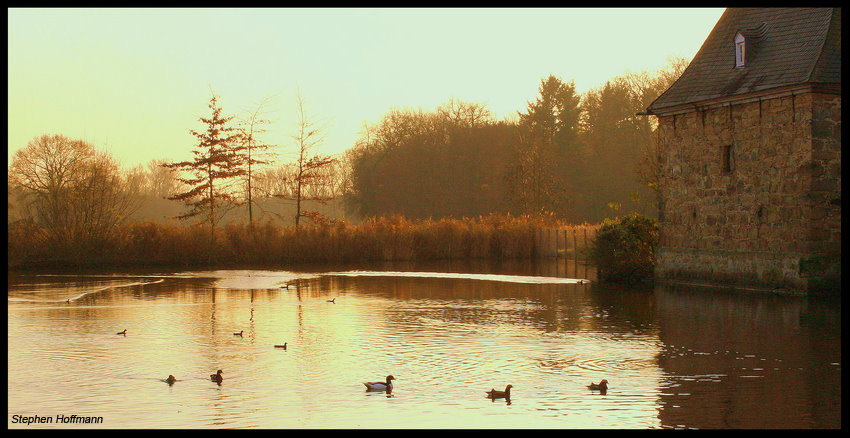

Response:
(589, 213), (658, 283)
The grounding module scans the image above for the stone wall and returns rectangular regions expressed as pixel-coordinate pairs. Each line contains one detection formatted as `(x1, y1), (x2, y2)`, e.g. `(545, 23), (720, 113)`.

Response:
(654, 91), (841, 293)
(809, 93), (842, 255)
(805, 93), (842, 292)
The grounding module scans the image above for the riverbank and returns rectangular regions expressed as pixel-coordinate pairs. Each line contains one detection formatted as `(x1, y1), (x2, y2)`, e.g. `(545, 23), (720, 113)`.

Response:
(8, 215), (601, 270)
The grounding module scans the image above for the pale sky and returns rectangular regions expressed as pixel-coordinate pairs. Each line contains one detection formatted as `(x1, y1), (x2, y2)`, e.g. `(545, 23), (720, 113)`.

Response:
(8, 7), (725, 169)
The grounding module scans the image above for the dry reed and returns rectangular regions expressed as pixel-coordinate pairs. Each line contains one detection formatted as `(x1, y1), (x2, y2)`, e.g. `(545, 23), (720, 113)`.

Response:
(8, 214), (600, 269)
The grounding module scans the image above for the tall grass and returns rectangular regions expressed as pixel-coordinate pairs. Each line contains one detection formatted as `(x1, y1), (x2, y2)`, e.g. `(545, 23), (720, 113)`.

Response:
(8, 214), (595, 270)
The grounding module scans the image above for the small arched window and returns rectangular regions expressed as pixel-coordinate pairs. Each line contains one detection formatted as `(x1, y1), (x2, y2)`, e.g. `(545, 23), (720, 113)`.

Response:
(735, 32), (746, 67)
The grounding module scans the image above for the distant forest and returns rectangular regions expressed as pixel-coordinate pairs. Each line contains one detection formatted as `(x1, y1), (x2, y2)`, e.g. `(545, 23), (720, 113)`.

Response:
(348, 57), (686, 223)
(8, 58), (686, 234)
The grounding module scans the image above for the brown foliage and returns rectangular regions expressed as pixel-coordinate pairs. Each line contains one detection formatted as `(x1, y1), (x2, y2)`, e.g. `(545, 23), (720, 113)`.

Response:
(7, 214), (593, 269)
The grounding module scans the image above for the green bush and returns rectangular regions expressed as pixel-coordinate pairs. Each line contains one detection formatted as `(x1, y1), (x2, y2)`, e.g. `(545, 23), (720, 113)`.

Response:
(590, 213), (658, 283)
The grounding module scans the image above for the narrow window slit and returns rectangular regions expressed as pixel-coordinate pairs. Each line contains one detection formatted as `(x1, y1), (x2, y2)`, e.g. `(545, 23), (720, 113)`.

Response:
(722, 144), (734, 174)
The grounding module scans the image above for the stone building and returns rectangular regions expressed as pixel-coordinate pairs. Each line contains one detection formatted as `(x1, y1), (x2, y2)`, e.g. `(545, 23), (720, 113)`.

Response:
(645, 8), (841, 294)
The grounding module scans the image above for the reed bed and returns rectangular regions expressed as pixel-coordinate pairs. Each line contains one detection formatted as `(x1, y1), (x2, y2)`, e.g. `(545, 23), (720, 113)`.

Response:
(8, 214), (601, 270)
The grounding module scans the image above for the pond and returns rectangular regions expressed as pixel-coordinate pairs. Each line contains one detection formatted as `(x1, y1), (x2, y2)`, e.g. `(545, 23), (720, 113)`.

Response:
(7, 260), (841, 429)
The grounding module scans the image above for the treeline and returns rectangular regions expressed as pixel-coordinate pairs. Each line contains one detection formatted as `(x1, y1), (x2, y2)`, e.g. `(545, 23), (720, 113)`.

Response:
(8, 58), (685, 268)
(8, 90), (348, 257)
(346, 57), (687, 223)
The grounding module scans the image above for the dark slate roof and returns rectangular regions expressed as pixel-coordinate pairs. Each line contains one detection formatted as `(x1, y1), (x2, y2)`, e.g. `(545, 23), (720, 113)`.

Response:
(648, 8), (841, 113)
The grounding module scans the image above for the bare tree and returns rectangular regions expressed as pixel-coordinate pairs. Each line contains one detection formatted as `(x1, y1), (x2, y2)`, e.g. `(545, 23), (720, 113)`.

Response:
(503, 128), (566, 216)
(145, 158), (185, 199)
(237, 96), (276, 228)
(636, 57), (689, 193)
(437, 98), (491, 128)
(66, 151), (141, 244)
(8, 134), (141, 250)
(278, 89), (337, 228)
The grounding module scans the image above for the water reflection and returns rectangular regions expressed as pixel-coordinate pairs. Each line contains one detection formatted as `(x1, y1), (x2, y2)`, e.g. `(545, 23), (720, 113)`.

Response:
(7, 262), (840, 429)
(654, 284), (841, 429)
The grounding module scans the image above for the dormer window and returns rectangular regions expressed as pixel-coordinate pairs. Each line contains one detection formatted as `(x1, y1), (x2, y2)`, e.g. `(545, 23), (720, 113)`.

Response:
(735, 32), (746, 67)
(733, 24), (766, 68)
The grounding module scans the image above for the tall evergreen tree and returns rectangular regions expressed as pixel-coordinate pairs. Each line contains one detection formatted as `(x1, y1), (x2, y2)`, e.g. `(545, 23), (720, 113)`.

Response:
(508, 75), (582, 218)
(519, 75), (581, 153)
(163, 90), (244, 249)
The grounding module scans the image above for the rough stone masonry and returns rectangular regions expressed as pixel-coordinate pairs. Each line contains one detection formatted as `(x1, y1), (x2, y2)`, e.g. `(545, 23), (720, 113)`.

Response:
(654, 92), (841, 294)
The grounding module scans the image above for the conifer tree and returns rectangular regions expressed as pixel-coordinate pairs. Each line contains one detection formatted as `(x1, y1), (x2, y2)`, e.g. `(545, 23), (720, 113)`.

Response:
(507, 75), (581, 218)
(163, 90), (244, 250)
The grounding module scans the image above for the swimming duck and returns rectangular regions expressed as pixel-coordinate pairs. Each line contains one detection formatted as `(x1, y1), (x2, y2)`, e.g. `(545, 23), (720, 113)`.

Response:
(210, 369), (223, 383)
(274, 342), (287, 350)
(364, 375), (395, 391)
(587, 379), (608, 391)
(233, 330), (243, 336)
(486, 384), (512, 399)
(164, 375), (177, 385)
(327, 298), (336, 303)
(116, 329), (127, 335)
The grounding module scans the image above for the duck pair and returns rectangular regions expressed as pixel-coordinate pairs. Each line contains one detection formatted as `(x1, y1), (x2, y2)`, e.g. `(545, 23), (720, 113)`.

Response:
(234, 331), (290, 350)
(484, 380), (607, 399)
(234, 330), (286, 349)
(162, 370), (223, 384)
(170, 372), (390, 390)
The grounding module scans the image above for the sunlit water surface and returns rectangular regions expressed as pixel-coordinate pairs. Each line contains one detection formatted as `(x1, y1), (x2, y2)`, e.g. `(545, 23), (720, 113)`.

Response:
(7, 261), (840, 429)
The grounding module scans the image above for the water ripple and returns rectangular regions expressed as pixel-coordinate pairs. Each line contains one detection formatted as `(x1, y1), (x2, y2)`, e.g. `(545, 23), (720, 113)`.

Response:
(8, 268), (841, 429)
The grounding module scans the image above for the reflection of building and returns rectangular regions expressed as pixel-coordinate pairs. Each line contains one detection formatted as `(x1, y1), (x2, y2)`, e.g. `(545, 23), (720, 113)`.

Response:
(653, 285), (841, 428)
(645, 8), (841, 294)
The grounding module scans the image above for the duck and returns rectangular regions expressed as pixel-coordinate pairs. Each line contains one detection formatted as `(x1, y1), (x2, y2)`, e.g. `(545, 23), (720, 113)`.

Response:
(210, 369), (223, 383)
(164, 375), (177, 385)
(364, 375), (395, 391)
(274, 342), (287, 350)
(486, 384), (512, 399)
(587, 379), (608, 391)
(116, 329), (127, 335)
(233, 330), (243, 336)
(327, 298), (336, 303)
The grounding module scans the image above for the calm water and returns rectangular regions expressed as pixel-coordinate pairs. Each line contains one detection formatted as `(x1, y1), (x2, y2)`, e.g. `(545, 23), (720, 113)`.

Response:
(7, 260), (841, 429)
